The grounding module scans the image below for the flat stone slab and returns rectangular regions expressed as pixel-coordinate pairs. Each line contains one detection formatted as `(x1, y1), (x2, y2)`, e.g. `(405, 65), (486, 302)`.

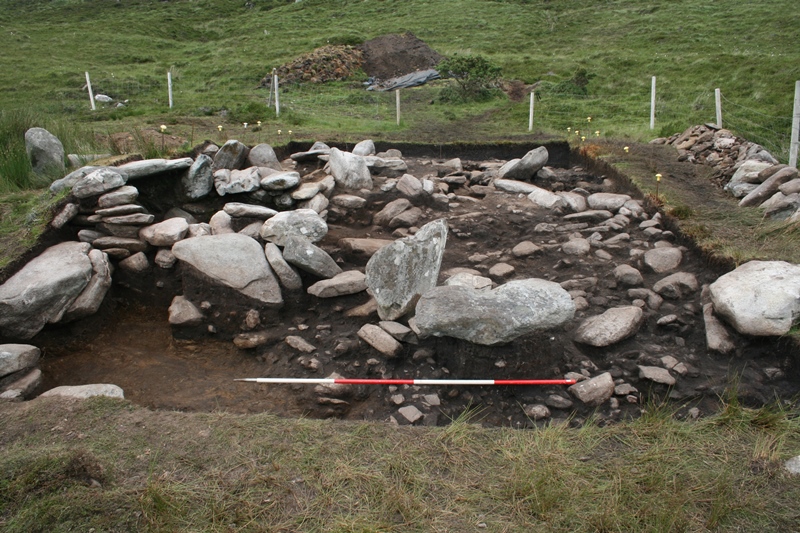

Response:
(0, 344), (41, 378)
(307, 270), (368, 298)
(39, 384), (124, 399)
(415, 278), (575, 345)
(573, 306), (644, 347)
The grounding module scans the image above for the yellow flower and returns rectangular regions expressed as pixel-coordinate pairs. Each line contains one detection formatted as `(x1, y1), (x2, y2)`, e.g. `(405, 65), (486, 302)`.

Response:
(278, 129), (282, 135)
(587, 116), (592, 123)
(595, 130), (600, 136)
(257, 121), (262, 126)
(160, 124), (166, 132)
(567, 127), (571, 133)
(217, 125), (223, 131)
(581, 136), (586, 142)
(288, 130), (293, 135)
(624, 146), (629, 153)
(656, 173), (662, 181)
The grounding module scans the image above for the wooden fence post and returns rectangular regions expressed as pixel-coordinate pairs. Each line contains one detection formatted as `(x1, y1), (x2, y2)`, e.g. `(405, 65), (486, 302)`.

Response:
(650, 76), (656, 130)
(528, 91), (535, 132)
(715, 88), (722, 128)
(168, 70), (173, 109)
(396, 89), (400, 125)
(790, 80), (800, 168)
(85, 71), (96, 111)
(274, 71), (280, 117)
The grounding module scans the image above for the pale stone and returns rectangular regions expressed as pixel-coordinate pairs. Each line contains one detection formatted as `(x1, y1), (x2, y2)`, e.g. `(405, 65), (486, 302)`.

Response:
(614, 264), (643, 286)
(653, 272), (699, 299)
(329, 148), (372, 190)
(259, 209), (328, 246)
(358, 324), (402, 357)
(415, 279), (575, 346)
(638, 365), (676, 385)
(285, 335), (316, 353)
(568, 372), (614, 406)
(307, 270), (367, 298)
(587, 193), (631, 211)
(172, 233), (283, 307)
(39, 384), (124, 399)
(72, 168), (126, 199)
(703, 303), (736, 354)
(0, 242), (93, 339)
(140, 218), (189, 247)
(264, 243), (303, 290)
(574, 306), (644, 347)
(168, 295), (204, 326)
(0, 344), (40, 378)
(709, 260), (800, 336)
(512, 241), (541, 258)
(643, 247), (683, 274)
(332, 194), (367, 209)
(365, 219), (448, 321)
(223, 203), (278, 219)
(282, 236), (342, 279)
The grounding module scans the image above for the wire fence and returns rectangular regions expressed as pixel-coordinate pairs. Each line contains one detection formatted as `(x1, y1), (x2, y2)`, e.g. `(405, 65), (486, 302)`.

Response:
(77, 72), (797, 163)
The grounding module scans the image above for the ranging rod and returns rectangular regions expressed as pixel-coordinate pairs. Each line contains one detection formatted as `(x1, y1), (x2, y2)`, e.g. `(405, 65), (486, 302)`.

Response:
(236, 378), (577, 386)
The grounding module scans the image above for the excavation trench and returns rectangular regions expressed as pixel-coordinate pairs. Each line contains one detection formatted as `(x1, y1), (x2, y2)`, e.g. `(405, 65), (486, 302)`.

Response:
(29, 142), (800, 427)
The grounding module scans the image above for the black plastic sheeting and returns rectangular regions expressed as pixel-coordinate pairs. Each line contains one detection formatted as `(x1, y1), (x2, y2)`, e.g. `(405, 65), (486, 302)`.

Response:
(366, 69), (441, 91)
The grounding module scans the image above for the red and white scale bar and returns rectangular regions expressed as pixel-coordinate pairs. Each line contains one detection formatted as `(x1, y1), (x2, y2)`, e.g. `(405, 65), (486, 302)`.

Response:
(236, 378), (576, 386)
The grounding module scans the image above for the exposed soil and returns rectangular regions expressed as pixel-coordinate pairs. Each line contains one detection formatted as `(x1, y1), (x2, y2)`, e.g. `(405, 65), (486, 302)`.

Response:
(27, 143), (800, 428)
(359, 32), (444, 80)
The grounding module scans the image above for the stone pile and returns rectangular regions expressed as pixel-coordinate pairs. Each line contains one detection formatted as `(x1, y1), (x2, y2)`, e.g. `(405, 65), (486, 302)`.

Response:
(653, 124), (800, 221)
(1, 134), (798, 425)
(259, 45), (364, 86)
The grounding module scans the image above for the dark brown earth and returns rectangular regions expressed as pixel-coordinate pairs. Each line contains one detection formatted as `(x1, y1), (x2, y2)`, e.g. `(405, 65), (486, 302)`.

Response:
(359, 32), (444, 80)
(23, 143), (800, 428)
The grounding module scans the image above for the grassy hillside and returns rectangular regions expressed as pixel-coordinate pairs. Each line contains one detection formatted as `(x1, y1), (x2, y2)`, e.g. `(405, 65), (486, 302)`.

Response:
(0, 0), (797, 154)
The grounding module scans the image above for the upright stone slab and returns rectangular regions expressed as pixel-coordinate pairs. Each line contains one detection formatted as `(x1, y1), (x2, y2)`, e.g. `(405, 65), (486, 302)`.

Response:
(709, 260), (800, 336)
(329, 148), (373, 190)
(282, 236), (342, 279)
(172, 233), (283, 307)
(25, 127), (64, 175)
(365, 219), (448, 321)
(182, 154), (214, 200)
(415, 279), (575, 345)
(213, 140), (249, 170)
(247, 143), (281, 170)
(0, 242), (93, 339)
(497, 146), (548, 181)
(62, 249), (112, 322)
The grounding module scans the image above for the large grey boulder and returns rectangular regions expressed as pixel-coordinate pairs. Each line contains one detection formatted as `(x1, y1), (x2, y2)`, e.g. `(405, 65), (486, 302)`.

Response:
(643, 247), (683, 274)
(282, 236), (342, 279)
(117, 158), (192, 180)
(172, 233), (283, 307)
(329, 148), (373, 190)
(247, 143), (282, 170)
(98, 185), (139, 208)
(0, 344), (41, 378)
(25, 127), (64, 175)
(213, 140), (249, 170)
(573, 306), (644, 347)
(709, 260), (800, 336)
(415, 278), (575, 345)
(0, 242), (93, 339)
(352, 139), (376, 156)
(366, 219), (448, 321)
(259, 209), (328, 246)
(497, 147), (548, 181)
(528, 186), (567, 210)
(181, 154), (214, 200)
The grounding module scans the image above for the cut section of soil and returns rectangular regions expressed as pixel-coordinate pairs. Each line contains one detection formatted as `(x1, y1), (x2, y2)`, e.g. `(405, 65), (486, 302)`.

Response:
(359, 32), (444, 80)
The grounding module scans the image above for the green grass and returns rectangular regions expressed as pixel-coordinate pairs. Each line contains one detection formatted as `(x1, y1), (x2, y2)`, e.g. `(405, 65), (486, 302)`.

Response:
(1, 396), (799, 531)
(0, 0), (796, 155)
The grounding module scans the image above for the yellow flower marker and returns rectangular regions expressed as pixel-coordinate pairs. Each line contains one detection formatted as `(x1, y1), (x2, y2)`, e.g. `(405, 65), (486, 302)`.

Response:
(160, 124), (166, 133)
(581, 136), (586, 142)
(217, 125), (223, 131)
(624, 146), (629, 153)
(595, 130), (600, 137)
(655, 173), (662, 200)
(243, 122), (248, 128)
(278, 129), (282, 135)
(587, 116), (592, 123)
